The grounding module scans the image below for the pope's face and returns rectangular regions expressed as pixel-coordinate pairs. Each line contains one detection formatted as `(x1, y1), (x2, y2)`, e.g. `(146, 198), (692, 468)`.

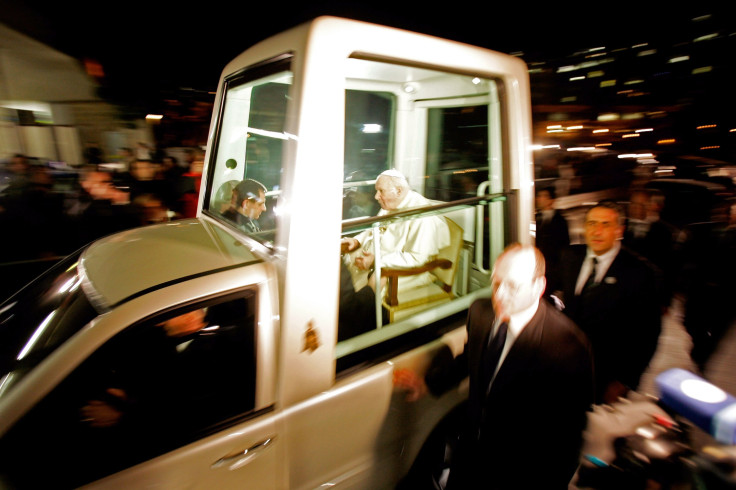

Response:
(374, 177), (403, 211)
(585, 206), (623, 255)
(491, 250), (544, 320)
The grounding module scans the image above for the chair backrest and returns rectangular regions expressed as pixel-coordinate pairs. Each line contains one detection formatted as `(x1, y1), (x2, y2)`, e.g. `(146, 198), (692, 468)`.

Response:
(433, 217), (463, 289)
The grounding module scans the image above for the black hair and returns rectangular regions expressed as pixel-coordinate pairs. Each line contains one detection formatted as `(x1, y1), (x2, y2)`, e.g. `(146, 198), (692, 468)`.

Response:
(233, 179), (267, 205)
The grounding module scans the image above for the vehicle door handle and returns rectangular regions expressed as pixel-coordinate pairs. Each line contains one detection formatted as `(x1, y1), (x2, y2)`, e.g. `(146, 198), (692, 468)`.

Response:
(212, 435), (277, 471)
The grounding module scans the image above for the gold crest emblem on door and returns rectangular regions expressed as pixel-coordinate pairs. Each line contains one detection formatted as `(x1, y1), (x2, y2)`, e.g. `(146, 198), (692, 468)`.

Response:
(302, 320), (320, 353)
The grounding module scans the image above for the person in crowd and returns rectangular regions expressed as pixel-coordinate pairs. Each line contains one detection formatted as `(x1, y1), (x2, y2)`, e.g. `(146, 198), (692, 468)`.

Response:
(221, 178), (267, 233)
(340, 169), (450, 294)
(0, 161), (68, 260)
(83, 142), (104, 166)
(122, 159), (166, 202)
(116, 147), (136, 172)
(623, 188), (677, 310)
(396, 244), (593, 489)
(135, 142), (153, 160)
(157, 155), (188, 215)
(131, 193), (169, 226)
(534, 185), (570, 295)
(177, 157), (204, 219)
(184, 148), (205, 172)
(0, 154), (31, 199)
(677, 197), (736, 372)
(558, 200), (662, 404)
(65, 166), (138, 247)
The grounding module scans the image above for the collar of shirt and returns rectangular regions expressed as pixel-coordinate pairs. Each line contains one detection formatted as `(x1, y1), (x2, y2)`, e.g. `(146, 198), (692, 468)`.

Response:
(507, 300), (539, 340)
(487, 300), (539, 383)
(576, 241), (621, 294)
(495, 299), (539, 355)
(588, 241), (620, 276)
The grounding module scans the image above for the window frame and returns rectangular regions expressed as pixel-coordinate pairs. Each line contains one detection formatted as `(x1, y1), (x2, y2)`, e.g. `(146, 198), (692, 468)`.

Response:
(201, 53), (294, 249)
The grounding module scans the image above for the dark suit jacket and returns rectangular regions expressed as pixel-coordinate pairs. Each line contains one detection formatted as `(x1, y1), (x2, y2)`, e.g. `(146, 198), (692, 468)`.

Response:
(623, 218), (676, 307)
(559, 244), (661, 401)
(427, 299), (594, 489)
(535, 209), (570, 293)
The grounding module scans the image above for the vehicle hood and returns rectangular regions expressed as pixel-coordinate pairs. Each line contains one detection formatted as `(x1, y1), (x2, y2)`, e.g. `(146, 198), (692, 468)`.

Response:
(79, 218), (261, 310)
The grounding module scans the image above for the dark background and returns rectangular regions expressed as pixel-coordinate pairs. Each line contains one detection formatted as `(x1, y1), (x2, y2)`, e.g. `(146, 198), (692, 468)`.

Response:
(2, 2), (730, 106)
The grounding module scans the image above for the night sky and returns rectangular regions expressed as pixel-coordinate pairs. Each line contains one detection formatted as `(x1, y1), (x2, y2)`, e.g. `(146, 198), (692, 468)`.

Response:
(0, 2), (731, 102)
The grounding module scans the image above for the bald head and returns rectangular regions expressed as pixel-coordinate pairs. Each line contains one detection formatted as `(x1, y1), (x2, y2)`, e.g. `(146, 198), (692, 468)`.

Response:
(492, 244), (546, 320)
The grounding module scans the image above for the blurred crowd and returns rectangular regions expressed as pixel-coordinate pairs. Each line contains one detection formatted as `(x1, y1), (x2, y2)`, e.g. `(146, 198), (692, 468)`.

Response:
(0, 148), (204, 264)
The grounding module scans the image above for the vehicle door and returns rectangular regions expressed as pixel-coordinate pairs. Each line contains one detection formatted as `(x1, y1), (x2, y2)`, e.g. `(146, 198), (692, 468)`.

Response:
(0, 265), (282, 489)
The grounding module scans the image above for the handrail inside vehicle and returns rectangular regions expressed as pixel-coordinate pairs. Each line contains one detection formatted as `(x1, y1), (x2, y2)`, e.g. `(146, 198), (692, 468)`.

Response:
(340, 192), (508, 337)
(341, 192), (507, 233)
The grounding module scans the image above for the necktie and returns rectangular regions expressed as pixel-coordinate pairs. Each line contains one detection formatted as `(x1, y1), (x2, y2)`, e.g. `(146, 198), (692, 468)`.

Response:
(483, 321), (508, 393)
(583, 257), (598, 292)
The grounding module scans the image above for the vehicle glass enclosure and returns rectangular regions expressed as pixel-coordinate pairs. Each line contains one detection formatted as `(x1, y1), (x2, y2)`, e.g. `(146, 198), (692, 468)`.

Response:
(0, 250), (98, 397)
(336, 57), (507, 366)
(200, 51), (508, 370)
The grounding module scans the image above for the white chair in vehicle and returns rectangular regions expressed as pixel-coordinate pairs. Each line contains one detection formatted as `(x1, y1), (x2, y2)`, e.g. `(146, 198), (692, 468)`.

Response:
(381, 217), (463, 322)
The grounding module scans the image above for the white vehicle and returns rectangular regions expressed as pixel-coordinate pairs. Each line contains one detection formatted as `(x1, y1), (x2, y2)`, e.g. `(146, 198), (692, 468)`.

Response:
(0, 16), (533, 489)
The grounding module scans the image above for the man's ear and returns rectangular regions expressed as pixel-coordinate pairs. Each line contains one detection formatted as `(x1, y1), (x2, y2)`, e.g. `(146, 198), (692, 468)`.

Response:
(534, 276), (547, 299)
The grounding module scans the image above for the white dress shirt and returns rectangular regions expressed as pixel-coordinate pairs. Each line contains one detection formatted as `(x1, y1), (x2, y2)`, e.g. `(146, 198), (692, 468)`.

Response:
(575, 241), (621, 295)
(490, 299), (540, 382)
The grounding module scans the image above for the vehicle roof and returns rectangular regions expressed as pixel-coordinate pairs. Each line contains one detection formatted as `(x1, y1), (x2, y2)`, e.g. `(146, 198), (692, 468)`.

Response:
(79, 219), (261, 310)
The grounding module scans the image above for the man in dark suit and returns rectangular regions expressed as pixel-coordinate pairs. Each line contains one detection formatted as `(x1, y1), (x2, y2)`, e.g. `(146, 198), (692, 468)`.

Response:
(535, 186), (570, 294)
(399, 244), (593, 489)
(559, 200), (661, 404)
(623, 189), (676, 310)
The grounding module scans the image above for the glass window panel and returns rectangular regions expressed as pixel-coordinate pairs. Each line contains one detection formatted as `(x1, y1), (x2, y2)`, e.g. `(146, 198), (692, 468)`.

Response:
(204, 58), (293, 245)
(336, 57), (505, 365)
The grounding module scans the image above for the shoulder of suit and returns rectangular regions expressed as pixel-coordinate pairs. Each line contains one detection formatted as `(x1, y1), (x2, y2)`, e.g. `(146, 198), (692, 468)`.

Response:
(468, 297), (494, 321)
(540, 300), (592, 347)
(618, 246), (657, 271)
(562, 244), (586, 261)
(470, 297), (493, 313)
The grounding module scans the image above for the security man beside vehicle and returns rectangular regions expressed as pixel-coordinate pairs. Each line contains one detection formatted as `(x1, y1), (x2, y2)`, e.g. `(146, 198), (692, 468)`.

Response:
(559, 200), (662, 405)
(396, 244), (594, 489)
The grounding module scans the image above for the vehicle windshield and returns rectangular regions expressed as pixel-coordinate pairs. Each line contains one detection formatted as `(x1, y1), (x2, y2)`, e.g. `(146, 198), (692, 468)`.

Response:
(0, 251), (98, 397)
(203, 56), (293, 246)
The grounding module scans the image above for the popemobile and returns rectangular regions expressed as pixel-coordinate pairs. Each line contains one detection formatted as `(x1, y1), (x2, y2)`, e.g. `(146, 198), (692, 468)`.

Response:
(0, 16), (534, 489)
